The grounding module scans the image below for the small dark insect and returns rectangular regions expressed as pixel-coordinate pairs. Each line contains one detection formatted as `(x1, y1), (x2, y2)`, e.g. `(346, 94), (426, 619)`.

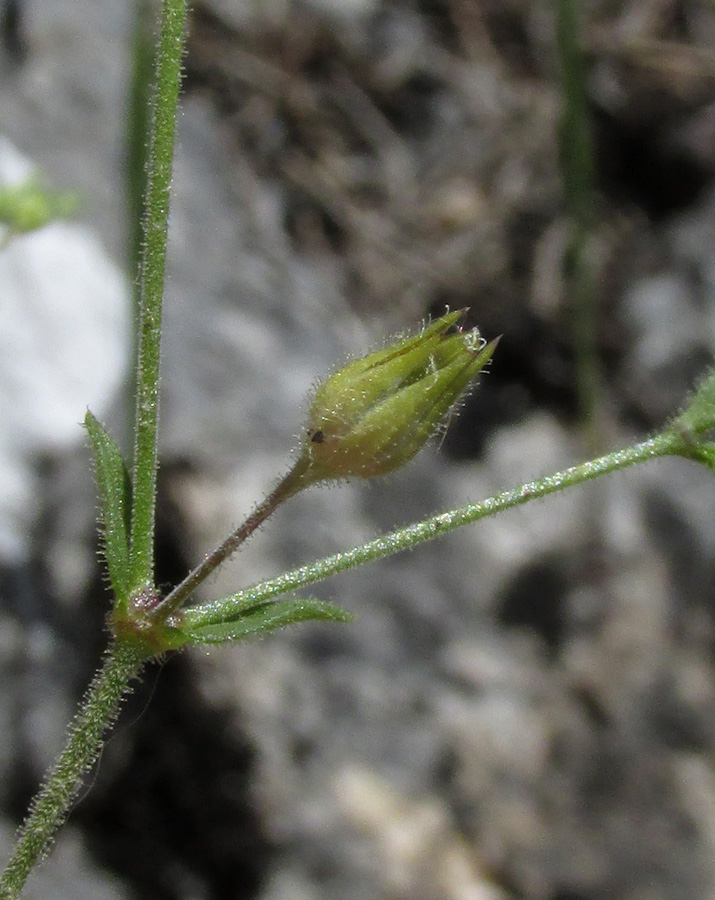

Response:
(310, 430), (325, 444)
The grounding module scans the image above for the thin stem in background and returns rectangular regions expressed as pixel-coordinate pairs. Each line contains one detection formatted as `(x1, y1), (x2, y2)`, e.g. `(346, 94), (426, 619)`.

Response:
(184, 431), (683, 629)
(0, 0), (24, 59)
(129, 0), (188, 592)
(556, 0), (600, 442)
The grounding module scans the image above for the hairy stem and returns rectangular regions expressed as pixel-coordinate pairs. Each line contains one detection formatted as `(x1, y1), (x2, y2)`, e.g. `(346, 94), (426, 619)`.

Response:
(0, 643), (147, 899)
(126, 0), (154, 286)
(185, 432), (684, 628)
(129, 0), (188, 592)
(156, 458), (312, 618)
(0, 3), (190, 894)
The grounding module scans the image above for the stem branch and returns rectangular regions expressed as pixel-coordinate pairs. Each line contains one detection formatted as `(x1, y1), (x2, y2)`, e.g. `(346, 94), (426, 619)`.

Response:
(185, 432), (682, 628)
(157, 459), (311, 617)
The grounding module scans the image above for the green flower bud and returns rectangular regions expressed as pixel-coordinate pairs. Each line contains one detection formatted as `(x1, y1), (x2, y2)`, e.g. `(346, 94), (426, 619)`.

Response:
(299, 310), (498, 481)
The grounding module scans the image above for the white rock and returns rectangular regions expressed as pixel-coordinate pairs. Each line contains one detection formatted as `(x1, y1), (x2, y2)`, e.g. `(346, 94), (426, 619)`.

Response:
(0, 138), (130, 562)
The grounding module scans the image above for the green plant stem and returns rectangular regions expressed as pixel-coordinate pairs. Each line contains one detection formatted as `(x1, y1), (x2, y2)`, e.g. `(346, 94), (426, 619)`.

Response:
(129, 0), (188, 592)
(556, 0), (599, 438)
(0, 643), (147, 900)
(156, 457), (312, 619)
(184, 431), (684, 628)
(0, 5), (189, 890)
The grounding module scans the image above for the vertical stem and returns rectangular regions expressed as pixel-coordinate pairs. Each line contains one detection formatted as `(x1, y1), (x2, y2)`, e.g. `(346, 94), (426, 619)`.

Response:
(129, 0), (188, 592)
(126, 0), (155, 290)
(123, 0), (155, 492)
(556, 0), (599, 442)
(0, 644), (147, 900)
(0, 6), (190, 891)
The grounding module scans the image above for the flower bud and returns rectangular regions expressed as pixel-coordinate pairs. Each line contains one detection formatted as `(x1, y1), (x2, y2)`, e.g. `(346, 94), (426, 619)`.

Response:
(0, 179), (77, 234)
(299, 310), (498, 481)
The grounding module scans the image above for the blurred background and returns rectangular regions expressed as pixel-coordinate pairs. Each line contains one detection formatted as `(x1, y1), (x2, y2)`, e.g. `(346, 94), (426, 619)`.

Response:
(2, 1), (715, 898)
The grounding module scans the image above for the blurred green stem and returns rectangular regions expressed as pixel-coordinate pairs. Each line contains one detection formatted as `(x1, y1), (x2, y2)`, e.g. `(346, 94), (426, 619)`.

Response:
(557, 0), (599, 441)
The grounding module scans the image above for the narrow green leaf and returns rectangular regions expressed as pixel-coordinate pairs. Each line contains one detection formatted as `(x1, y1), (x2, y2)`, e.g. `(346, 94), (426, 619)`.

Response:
(85, 410), (133, 607)
(181, 597), (353, 645)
